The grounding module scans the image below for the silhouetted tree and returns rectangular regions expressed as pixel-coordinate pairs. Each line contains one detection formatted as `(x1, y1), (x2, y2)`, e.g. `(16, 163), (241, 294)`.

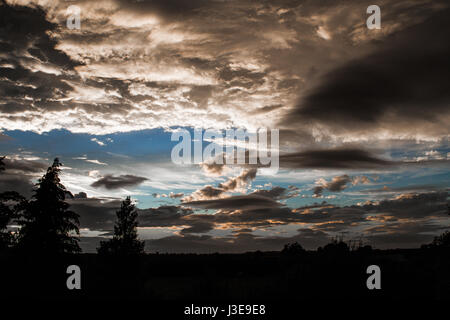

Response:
(16, 158), (81, 254)
(0, 156), (5, 172)
(0, 191), (25, 250)
(282, 242), (306, 256)
(318, 238), (350, 255)
(98, 196), (145, 255)
(422, 231), (450, 249)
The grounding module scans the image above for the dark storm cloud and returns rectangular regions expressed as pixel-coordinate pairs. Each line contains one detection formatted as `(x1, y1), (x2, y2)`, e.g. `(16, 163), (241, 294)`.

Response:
(0, 65), (74, 112)
(253, 104), (285, 115)
(251, 186), (287, 199)
(296, 192), (448, 227)
(0, 3), (79, 70)
(0, 157), (49, 198)
(281, 8), (450, 136)
(364, 221), (449, 249)
(361, 191), (448, 220)
(115, 0), (214, 18)
(360, 184), (440, 194)
(91, 174), (148, 189)
(138, 205), (194, 227)
(136, 184), (448, 235)
(68, 197), (122, 230)
(188, 191), (448, 229)
(2, 158), (47, 173)
(72, 188), (449, 251)
(279, 148), (394, 169)
(0, 2), (89, 124)
(250, 185), (300, 200)
(0, 172), (35, 198)
(183, 194), (283, 211)
(62, 187), (450, 235)
(180, 221), (215, 235)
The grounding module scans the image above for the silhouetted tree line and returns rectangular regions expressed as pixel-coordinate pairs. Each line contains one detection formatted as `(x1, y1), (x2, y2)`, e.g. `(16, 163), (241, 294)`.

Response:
(281, 238), (374, 257)
(0, 157), (144, 255)
(0, 156), (448, 255)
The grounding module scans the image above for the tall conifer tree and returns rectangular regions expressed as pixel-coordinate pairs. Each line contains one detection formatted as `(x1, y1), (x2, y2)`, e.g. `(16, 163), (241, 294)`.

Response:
(98, 196), (144, 255)
(17, 158), (81, 254)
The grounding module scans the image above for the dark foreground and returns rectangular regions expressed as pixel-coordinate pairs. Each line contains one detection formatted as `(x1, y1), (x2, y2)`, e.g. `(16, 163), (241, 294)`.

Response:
(1, 248), (449, 303)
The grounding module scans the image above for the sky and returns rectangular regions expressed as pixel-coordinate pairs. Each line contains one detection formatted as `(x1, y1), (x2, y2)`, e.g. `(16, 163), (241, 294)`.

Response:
(0, 0), (449, 253)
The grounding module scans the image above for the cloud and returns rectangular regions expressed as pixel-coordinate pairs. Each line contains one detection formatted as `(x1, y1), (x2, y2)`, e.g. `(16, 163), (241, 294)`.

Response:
(2, 158), (47, 173)
(73, 192), (87, 199)
(90, 138), (105, 146)
(138, 205), (194, 228)
(218, 168), (257, 192)
(179, 221), (215, 235)
(183, 194), (283, 211)
(72, 189), (449, 252)
(200, 162), (227, 176)
(67, 197), (122, 230)
(0, 2), (81, 121)
(280, 8), (450, 140)
(313, 174), (352, 197)
(1, 0), (449, 144)
(85, 159), (108, 166)
(151, 191), (449, 237)
(169, 192), (184, 199)
(361, 192), (449, 220)
(91, 174), (148, 190)
(183, 168), (257, 201)
(251, 186), (287, 199)
(250, 185), (300, 200)
(279, 148), (394, 169)
(190, 185), (225, 200)
(0, 157), (49, 198)
(0, 172), (35, 198)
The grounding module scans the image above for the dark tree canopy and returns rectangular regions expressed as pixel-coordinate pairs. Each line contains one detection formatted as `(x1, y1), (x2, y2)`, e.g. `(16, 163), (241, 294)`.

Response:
(16, 158), (81, 254)
(98, 196), (145, 255)
(282, 242), (306, 256)
(0, 191), (25, 250)
(0, 158), (26, 250)
(318, 238), (350, 255)
(426, 231), (450, 249)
